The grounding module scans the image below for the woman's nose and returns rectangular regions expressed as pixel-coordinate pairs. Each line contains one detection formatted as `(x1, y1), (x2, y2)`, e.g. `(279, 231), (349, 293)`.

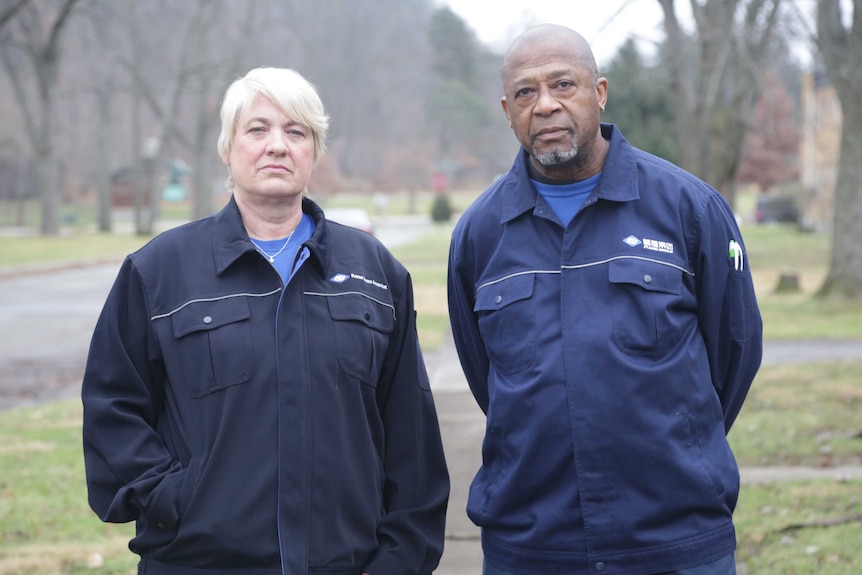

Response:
(267, 131), (288, 154)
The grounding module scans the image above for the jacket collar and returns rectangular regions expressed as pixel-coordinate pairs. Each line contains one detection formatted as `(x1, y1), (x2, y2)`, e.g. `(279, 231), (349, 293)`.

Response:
(212, 195), (329, 277)
(499, 123), (639, 224)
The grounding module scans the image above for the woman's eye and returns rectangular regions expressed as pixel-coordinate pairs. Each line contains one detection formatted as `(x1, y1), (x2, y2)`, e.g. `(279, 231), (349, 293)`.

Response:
(249, 126), (266, 134)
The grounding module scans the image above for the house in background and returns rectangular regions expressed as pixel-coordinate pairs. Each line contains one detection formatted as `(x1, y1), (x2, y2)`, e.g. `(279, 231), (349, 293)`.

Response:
(799, 68), (842, 232)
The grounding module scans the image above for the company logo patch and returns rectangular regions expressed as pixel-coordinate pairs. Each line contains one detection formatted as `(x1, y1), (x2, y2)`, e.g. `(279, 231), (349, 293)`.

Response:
(643, 238), (674, 254)
(350, 273), (389, 290)
(329, 272), (389, 290)
(623, 235), (642, 247)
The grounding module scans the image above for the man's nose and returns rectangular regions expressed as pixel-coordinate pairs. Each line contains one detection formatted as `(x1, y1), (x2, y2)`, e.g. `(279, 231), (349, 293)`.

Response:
(534, 86), (561, 115)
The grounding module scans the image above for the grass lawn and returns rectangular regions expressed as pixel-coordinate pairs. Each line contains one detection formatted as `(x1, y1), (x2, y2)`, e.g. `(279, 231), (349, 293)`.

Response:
(0, 234), (153, 270)
(735, 479), (862, 574)
(0, 401), (137, 574)
(729, 360), (862, 467)
(391, 225), (453, 351)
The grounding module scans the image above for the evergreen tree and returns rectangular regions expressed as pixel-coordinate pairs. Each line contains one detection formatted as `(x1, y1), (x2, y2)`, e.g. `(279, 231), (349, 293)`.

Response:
(602, 39), (678, 164)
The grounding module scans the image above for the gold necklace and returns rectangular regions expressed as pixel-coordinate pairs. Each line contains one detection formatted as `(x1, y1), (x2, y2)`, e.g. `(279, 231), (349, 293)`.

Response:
(250, 230), (294, 263)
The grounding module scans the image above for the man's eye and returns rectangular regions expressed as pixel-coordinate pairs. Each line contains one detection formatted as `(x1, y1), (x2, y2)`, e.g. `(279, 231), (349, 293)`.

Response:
(557, 81), (573, 89)
(516, 88), (533, 98)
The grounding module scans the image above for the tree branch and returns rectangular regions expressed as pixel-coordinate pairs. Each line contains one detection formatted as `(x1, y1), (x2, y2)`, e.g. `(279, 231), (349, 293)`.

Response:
(0, 0), (29, 31)
(779, 513), (862, 532)
(45, 0), (81, 60)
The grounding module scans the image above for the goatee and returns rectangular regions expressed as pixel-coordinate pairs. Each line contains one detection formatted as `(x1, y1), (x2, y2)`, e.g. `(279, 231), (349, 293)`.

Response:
(531, 137), (578, 167)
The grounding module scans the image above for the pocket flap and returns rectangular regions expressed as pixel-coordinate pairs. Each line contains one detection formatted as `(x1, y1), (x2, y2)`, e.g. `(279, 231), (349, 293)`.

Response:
(609, 259), (681, 294)
(171, 297), (251, 338)
(327, 293), (394, 333)
(474, 273), (535, 312)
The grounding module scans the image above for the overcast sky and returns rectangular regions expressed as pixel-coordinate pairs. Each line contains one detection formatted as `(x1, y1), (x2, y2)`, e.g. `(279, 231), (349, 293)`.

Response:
(437, 0), (678, 67)
(438, 0), (820, 69)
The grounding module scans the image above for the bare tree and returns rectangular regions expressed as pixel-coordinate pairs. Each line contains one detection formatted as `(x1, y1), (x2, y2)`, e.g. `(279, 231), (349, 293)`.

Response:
(815, 0), (862, 298)
(107, 0), (241, 233)
(0, 0), (30, 30)
(72, 0), (121, 232)
(0, 0), (533, 233)
(186, 0), (262, 220)
(279, 0), (433, 188)
(0, 0), (82, 235)
(658, 0), (784, 209)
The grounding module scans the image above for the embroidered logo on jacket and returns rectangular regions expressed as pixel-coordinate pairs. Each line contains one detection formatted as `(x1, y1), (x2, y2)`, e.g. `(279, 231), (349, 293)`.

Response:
(623, 235), (674, 254)
(350, 273), (389, 290)
(329, 272), (389, 290)
(643, 238), (674, 254)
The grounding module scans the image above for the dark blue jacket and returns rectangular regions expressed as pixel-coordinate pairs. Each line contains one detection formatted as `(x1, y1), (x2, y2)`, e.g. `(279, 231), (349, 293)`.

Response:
(448, 125), (762, 575)
(82, 196), (449, 575)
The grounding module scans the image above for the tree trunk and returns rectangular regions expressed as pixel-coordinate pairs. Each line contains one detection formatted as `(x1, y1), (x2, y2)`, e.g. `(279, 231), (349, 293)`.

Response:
(657, 0), (782, 212)
(0, 0), (81, 235)
(94, 85), (113, 233)
(37, 77), (59, 235)
(815, 0), (862, 299)
(191, 103), (216, 220)
(818, 102), (862, 298)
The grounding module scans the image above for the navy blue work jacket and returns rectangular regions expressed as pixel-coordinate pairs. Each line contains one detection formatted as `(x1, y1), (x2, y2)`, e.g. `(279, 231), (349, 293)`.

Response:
(82, 196), (449, 575)
(447, 125), (762, 575)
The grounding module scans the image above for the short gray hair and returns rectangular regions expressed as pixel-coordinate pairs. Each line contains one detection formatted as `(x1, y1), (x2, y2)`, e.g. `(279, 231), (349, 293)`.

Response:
(217, 67), (329, 167)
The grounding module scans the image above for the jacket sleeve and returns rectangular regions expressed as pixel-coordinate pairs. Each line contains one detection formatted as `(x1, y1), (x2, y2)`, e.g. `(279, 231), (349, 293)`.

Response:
(446, 224), (491, 413)
(81, 258), (186, 529)
(695, 194), (763, 433)
(363, 272), (450, 575)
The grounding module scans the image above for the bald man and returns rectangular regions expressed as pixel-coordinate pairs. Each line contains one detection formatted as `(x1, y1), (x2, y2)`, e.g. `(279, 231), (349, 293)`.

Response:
(447, 24), (762, 575)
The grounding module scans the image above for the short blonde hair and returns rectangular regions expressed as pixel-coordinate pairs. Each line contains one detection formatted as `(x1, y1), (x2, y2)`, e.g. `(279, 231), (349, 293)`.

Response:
(217, 67), (329, 167)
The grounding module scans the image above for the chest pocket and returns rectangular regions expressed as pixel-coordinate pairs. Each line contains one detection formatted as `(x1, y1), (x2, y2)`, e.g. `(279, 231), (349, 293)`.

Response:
(474, 274), (536, 375)
(171, 297), (254, 398)
(609, 258), (683, 356)
(327, 293), (394, 386)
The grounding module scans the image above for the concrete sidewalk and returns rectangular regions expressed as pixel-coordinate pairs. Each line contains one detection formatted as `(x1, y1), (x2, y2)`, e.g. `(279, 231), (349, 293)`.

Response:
(424, 335), (862, 574)
(433, 389), (484, 574)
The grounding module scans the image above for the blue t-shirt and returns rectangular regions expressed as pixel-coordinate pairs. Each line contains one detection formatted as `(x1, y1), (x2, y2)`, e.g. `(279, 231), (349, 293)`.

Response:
(250, 213), (314, 283)
(533, 172), (601, 227)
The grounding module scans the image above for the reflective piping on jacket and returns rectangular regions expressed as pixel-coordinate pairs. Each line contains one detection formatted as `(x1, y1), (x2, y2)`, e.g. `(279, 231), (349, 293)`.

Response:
(150, 288), (282, 321)
(305, 291), (397, 320)
(563, 255), (694, 276)
(476, 269), (560, 293)
(475, 255), (694, 293)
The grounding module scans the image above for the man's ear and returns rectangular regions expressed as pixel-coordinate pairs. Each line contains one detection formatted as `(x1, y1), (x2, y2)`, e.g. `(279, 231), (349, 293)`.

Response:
(597, 77), (609, 112)
(501, 97), (512, 128)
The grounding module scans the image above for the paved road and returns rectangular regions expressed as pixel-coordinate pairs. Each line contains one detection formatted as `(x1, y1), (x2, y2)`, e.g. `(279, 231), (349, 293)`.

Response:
(3, 219), (862, 574)
(0, 262), (119, 409)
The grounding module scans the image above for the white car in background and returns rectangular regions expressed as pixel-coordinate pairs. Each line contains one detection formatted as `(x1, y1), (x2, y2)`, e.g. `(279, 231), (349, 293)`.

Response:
(324, 207), (375, 236)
